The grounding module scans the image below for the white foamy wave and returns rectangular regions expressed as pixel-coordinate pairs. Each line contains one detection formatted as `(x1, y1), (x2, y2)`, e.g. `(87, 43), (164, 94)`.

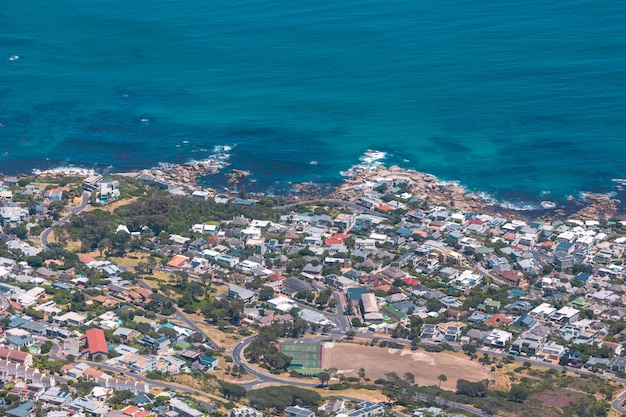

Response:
(188, 144), (236, 173)
(360, 149), (386, 165)
(213, 145), (233, 153)
(498, 200), (542, 211)
(477, 190), (547, 211)
(33, 166), (97, 177)
(340, 149), (387, 177)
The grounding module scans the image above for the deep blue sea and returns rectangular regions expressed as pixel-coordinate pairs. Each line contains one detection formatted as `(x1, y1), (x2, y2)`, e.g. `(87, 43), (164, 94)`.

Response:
(2, 0), (626, 208)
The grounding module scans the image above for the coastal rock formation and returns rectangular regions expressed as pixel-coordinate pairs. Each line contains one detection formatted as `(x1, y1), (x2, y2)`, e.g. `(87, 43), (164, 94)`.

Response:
(333, 165), (490, 212)
(227, 169), (250, 184)
(569, 193), (621, 220)
(137, 161), (226, 188)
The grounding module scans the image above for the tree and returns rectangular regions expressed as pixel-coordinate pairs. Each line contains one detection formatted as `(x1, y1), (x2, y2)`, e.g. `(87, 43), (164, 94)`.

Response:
(425, 298), (443, 312)
(351, 317), (363, 327)
(404, 372), (415, 385)
(345, 330), (356, 340)
(509, 384), (529, 403)
(456, 379), (488, 397)
(259, 286), (274, 301)
(463, 344), (477, 356)
(318, 371), (331, 387)
(358, 367), (366, 382)
(218, 380), (247, 401)
(438, 374), (447, 388)
(40, 340), (53, 354)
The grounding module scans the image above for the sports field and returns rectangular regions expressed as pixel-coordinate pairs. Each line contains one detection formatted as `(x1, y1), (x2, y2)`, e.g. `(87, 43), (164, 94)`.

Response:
(281, 341), (322, 374)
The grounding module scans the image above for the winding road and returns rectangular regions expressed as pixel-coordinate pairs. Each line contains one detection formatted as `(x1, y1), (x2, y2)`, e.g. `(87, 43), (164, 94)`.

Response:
(231, 336), (487, 416)
(40, 190), (91, 249)
(273, 198), (389, 219)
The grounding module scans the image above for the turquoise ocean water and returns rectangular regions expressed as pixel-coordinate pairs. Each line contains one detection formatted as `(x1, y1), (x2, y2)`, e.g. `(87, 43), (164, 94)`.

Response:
(2, 0), (626, 209)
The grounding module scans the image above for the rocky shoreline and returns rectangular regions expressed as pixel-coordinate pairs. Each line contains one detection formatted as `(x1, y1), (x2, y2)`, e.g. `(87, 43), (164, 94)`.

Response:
(29, 161), (623, 221)
(331, 165), (622, 221)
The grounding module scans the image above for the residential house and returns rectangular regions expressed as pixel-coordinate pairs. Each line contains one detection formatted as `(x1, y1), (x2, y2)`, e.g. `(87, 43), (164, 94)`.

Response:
(230, 407), (264, 417)
(82, 328), (108, 359)
(228, 284), (257, 303)
(170, 398), (204, 417)
(337, 401), (385, 417)
(198, 355), (218, 371)
(483, 329), (512, 348)
(0, 348), (33, 367)
(284, 406), (315, 417)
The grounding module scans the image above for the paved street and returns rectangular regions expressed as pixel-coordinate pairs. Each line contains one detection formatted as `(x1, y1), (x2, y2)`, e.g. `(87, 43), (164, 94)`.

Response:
(41, 191), (91, 249)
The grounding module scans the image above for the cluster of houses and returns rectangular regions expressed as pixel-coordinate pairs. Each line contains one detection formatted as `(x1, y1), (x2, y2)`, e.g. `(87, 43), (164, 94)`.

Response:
(143, 184), (626, 376)
(3, 172), (626, 415)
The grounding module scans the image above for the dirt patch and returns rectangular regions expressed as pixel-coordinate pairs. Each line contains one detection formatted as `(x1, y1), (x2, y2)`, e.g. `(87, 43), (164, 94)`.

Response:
(182, 311), (241, 351)
(85, 197), (138, 213)
(322, 343), (493, 390)
(534, 389), (580, 408)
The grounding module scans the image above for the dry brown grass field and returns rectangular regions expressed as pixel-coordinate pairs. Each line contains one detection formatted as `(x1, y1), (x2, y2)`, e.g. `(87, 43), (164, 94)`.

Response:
(322, 342), (493, 390)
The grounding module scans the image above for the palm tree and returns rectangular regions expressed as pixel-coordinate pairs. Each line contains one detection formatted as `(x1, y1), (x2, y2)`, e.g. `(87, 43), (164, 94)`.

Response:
(438, 374), (447, 388)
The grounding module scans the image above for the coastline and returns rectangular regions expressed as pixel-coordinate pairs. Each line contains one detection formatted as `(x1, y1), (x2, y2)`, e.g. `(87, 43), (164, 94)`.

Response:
(27, 160), (623, 222)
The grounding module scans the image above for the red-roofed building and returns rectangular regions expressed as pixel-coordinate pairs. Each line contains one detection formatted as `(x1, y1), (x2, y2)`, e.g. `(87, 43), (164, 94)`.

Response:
(82, 328), (108, 358)
(122, 406), (141, 416)
(0, 347), (33, 367)
(268, 273), (285, 281)
(167, 255), (189, 268)
(502, 233), (516, 242)
(8, 300), (23, 312)
(499, 270), (521, 286)
(486, 314), (512, 328)
(403, 277), (420, 287)
(325, 237), (344, 246)
(79, 254), (96, 264)
(469, 219), (484, 225)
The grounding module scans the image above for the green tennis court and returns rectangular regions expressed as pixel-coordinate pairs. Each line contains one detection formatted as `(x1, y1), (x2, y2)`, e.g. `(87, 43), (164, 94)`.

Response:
(281, 342), (322, 370)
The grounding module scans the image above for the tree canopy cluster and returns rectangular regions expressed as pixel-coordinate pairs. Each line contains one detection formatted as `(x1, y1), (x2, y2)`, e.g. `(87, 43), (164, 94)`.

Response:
(247, 386), (321, 412)
(244, 321), (308, 371)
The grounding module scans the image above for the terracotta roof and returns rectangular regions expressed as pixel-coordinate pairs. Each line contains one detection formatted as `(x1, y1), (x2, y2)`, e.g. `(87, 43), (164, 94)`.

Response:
(79, 254), (96, 264)
(0, 347), (29, 363)
(502, 233), (516, 241)
(82, 328), (108, 356)
(167, 255), (189, 267)
(135, 287), (153, 298)
(122, 406), (141, 416)
(83, 367), (105, 379)
(92, 295), (108, 304)
(268, 273), (285, 281)
(499, 270), (521, 283)
(325, 238), (344, 246)
(486, 314), (512, 328)
(403, 277), (420, 286)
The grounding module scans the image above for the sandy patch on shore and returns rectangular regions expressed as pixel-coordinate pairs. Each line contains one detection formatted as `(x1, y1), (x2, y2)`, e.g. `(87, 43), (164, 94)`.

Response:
(322, 343), (492, 390)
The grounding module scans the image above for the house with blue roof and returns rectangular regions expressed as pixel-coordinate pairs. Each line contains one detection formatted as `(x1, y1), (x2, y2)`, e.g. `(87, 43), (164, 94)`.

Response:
(198, 355), (218, 371)
(6, 401), (34, 417)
